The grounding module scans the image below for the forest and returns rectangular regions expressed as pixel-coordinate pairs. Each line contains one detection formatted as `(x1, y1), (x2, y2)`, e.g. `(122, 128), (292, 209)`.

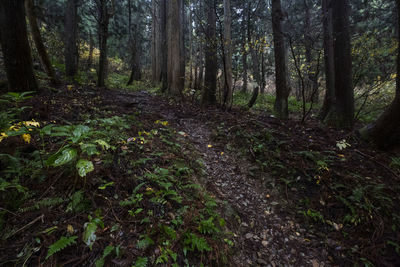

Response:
(0, 0), (399, 266)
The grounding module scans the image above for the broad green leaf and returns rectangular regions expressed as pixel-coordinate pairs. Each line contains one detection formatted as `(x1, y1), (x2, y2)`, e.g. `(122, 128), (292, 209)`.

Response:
(71, 125), (90, 143)
(47, 148), (77, 167)
(80, 143), (99, 156)
(83, 221), (98, 249)
(76, 159), (94, 177)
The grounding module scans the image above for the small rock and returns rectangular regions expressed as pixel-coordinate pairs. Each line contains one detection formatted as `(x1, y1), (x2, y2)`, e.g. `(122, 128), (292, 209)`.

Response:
(245, 233), (254, 239)
(241, 222), (249, 227)
(312, 259), (320, 267)
(262, 240), (269, 247)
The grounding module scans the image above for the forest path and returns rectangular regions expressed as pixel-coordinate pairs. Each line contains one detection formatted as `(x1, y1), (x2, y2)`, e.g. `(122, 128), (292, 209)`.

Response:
(109, 90), (331, 267)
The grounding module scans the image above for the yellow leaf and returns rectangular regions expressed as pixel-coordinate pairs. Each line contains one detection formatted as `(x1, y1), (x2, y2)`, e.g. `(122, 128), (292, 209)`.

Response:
(207, 145), (213, 148)
(22, 134), (31, 144)
(0, 132), (8, 143)
(67, 85), (74, 91)
(23, 120), (40, 127)
(67, 225), (74, 234)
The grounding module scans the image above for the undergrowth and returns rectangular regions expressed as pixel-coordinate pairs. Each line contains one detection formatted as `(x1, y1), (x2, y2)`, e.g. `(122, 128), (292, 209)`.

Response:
(0, 89), (231, 266)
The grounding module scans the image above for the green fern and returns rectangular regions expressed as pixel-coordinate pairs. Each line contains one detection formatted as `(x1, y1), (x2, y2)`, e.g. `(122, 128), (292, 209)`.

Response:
(46, 236), (77, 260)
(184, 233), (211, 253)
(20, 197), (65, 213)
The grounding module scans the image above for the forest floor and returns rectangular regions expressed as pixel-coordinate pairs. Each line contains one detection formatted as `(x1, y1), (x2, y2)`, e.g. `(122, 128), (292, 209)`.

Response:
(1, 86), (400, 266)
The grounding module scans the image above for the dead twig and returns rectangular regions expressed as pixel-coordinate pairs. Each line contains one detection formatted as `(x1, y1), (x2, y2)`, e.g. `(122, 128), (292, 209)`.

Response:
(6, 214), (44, 240)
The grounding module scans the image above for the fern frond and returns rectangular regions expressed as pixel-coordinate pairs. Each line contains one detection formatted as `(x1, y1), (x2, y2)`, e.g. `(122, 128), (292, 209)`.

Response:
(46, 236), (77, 260)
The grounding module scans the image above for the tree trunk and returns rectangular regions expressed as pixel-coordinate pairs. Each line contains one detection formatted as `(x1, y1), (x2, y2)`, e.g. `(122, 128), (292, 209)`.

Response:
(247, 5), (261, 92)
(324, 0), (354, 128)
(86, 30), (94, 70)
(25, 0), (60, 86)
(151, 0), (162, 83)
(0, 0), (38, 92)
(202, 0), (217, 105)
(65, 0), (78, 78)
(272, 0), (289, 119)
(222, 0), (233, 107)
(166, 0), (184, 96)
(160, 0), (168, 92)
(97, 0), (110, 87)
(319, 0), (335, 120)
(358, 0), (400, 149)
(241, 9), (248, 93)
(127, 30), (141, 85)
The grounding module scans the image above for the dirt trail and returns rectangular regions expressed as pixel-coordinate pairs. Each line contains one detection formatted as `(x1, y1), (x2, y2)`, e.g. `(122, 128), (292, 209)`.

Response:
(110, 90), (332, 267)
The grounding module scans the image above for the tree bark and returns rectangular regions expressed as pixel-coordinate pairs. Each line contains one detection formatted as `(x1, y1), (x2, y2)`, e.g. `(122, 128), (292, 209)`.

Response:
(272, 0), (289, 119)
(86, 30), (94, 70)
(97, 0), (110, 87)
(319, 0), (335, 120)
(166, 0), (184, 96)
(202, 0), (217, 105)
(151, 0), (162, 83)
(241, 9), (248, 93)
(25, 0), (60, 86)
(65, 0), (78, 78)
(0, 0), (38, 92)
(160, 0), (168, 92)
(247, 5), (261, 92)
(127, 26), (141, 85)
(324, 0), (354, 128)
(358, 0), (400, 149)
(222, 0), (233, 106)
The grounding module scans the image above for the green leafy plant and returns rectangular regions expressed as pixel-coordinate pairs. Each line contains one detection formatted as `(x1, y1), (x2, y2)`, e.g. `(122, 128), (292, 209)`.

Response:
(132, 257), (148, 267)
(46, 236), (78, 260)
(83, 211), (105, 249)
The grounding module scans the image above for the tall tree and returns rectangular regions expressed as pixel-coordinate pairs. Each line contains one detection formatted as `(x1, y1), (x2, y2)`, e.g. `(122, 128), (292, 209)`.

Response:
(96, 0), (113, 87)
(0, 0), (38, 92)
(151, 0), (162, 83)
(65, 0), (79, 78)
(324, 0), (354, 128)
(241, 9), (248, 93)
(358, 0), (400, 148)
(222, 0), (233, 107)
(160, 0), (168, 92)
(272, 0), (289, 119)
(167, 0), (184, 96)
(319, 0), (335, 120)
(25, 0), (60, 86)
(202, 0), (217, 105)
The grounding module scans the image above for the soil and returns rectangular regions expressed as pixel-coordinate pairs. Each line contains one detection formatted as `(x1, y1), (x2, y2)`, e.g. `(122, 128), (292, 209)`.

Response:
(1, 86), (399, 266)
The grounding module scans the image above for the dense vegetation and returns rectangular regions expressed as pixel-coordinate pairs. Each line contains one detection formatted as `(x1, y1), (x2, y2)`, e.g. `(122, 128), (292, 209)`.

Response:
(0, 0), (399, 266)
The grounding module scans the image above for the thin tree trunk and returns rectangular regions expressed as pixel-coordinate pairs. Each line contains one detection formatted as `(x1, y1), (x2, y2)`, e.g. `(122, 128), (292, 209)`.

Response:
(160, 0), (168, 92)
(319, 0), (335, 120)
(241, 10), (248, 93)
(0, 0), (38, 92)
(97, 0), (110, 87)
(325, 0), (354, 128)
(86, 30), (94, 70)
(25, 0), (60, 85)
(223, 0), (233, 106)
(65, 0), (78, 78)
(272, 0), (289, 119)
(202, 0), (217, 105)
(247, 5), (261, 91)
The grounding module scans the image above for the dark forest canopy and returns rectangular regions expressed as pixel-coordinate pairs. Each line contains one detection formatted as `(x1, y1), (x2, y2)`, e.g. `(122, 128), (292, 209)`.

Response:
(0, 0), (400, 266)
